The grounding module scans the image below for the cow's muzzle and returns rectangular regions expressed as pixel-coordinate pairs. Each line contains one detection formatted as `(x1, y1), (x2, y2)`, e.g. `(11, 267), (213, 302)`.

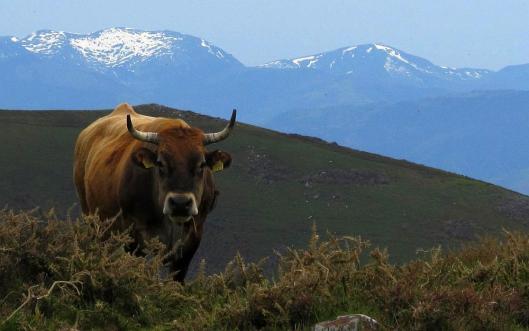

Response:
(163, 192), (198, 223)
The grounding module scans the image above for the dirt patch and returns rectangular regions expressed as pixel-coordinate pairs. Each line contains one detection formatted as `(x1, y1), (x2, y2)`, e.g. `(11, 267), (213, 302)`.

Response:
(441, 219), (477, 241)
(245, 145), (291, 184)
(300, 168), (389, 186)
(497, 195), (529, 223)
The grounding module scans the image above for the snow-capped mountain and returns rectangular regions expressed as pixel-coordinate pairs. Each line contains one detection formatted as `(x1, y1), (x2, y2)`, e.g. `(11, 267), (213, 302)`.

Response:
(262, 43), (491, 84)
(10, 28), (242, 70)
(0, 28), (528, 117)
(0, 28), (245, 111)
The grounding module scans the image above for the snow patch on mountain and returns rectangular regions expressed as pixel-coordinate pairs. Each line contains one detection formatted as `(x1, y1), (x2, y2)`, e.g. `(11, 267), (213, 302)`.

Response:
(374, 44), (408, 64)
(20, 30), (69, 55)
(341, 46), (357, 54)
(292, 55), (321, 68)
(200, 39), (225, 59)
(69, 28), (179, 67)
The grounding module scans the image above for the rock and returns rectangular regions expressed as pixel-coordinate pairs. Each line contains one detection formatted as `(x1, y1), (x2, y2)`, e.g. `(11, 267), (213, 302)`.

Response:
(300, 168), (389, 186)
(313, 314), (379, 331)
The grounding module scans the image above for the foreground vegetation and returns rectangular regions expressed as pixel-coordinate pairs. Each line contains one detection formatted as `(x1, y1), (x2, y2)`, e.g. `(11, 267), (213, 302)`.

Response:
(1, 209), (529, 330)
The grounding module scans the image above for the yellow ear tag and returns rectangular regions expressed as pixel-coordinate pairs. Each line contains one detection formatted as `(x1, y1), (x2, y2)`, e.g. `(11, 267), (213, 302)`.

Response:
(212, 161), (224, 172)
(142, 159), (155, 169)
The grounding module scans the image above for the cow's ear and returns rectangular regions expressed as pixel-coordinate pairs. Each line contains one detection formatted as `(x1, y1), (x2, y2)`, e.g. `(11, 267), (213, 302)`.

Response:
(132, 148), (158, 169)
(206, 150), (232, 172)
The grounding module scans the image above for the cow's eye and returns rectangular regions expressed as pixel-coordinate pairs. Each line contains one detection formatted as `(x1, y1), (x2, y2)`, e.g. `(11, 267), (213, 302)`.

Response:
(156, 160), (167, 175)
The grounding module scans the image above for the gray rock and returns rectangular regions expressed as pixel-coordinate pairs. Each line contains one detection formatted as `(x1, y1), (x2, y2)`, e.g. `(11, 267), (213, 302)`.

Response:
(313, 314), (379, 331)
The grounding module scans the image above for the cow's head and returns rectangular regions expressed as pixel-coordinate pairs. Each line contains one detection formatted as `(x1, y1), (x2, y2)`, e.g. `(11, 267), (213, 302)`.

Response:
(126, 110), (235, 223)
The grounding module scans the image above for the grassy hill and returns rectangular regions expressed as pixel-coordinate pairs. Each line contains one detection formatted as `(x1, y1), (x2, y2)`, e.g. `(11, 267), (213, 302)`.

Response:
(2, 104), (529, 274)
(268, 90), (529, 195)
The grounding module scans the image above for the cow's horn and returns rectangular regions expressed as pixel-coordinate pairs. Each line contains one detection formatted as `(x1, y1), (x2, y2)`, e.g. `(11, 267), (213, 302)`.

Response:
(203, 109), (237, 145)
(127, 115), (159, 144)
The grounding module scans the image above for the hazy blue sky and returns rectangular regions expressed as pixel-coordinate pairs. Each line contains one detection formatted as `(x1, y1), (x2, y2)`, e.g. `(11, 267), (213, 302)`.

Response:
(1, 0), (527, 69)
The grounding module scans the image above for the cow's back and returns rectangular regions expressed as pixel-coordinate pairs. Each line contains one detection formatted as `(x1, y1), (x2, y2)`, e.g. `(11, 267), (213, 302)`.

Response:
(73, 103), (189, 218)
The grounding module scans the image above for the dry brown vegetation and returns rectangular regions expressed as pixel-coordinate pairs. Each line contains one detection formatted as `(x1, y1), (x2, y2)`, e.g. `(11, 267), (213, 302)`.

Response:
(1, 209), (529, 330)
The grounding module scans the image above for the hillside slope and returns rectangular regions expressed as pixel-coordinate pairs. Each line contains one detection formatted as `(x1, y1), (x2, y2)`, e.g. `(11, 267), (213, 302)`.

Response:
(2, 105), (529, 273)
(269, 90), (529, 194)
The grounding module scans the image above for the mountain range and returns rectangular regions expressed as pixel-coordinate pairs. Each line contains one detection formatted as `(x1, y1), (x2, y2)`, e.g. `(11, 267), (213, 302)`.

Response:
(1, 28), (529, 193)
(2, 28), (528, 114)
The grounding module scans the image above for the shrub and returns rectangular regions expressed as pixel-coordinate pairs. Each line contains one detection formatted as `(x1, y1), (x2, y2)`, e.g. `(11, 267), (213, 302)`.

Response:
(0, 209), (528, 330)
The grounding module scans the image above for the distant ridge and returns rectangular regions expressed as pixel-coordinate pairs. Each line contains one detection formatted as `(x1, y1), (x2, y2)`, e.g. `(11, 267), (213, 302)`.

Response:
(1, 28), (527, 114)
(261, 43), (490, 82)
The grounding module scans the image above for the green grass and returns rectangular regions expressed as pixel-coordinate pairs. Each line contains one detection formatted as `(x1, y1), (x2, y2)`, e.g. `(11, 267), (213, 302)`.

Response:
(1, 104), (529, 274)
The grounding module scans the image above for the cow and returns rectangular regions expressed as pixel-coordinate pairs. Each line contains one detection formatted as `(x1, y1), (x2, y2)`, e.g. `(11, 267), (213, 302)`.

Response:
(73, 103), (236, 281)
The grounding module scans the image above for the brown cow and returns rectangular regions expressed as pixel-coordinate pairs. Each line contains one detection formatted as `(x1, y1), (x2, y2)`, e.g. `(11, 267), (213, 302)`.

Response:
(73, 103), (235, 281)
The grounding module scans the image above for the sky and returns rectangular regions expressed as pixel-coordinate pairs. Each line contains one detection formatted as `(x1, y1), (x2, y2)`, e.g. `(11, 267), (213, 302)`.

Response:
(0, 0), (528, 70)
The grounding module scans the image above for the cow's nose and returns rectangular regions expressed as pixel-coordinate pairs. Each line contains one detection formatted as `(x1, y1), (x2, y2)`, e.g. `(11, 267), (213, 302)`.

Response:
(168, 195), (193, 215)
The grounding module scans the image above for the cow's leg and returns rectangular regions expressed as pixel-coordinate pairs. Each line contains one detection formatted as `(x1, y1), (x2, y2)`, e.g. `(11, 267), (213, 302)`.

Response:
(170, 222), (203, 282)
(73, 172), (89, 214)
